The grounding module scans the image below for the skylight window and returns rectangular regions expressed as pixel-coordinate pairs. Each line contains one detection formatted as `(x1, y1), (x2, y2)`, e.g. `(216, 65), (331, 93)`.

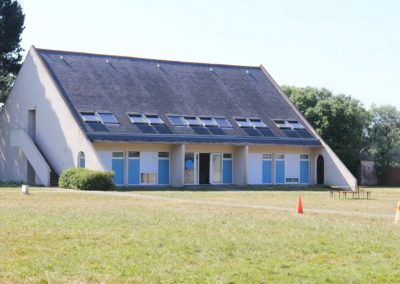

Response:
(200, 117), (218, 127)
(235, 118), (253, 128)
(273, 119), (291, 129)
(97, 112), (118, 124)
(214, 117), (232, 128)
(80, 112), (100, 122)
(288, 120), (305, 129)
(249, 118), (267, 128)
(184, 116), (202, 126)
(144, 114), (164, 125)
(128, 114), (148, 124)
(168, 115), (186, 126)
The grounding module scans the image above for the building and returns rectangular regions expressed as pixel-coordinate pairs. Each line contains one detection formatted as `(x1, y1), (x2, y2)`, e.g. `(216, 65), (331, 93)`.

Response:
(0, 46), (357, 188)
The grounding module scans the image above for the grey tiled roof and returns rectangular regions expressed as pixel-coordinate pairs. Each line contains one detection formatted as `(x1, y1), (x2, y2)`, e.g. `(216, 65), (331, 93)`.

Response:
(37, 48), (320, 147)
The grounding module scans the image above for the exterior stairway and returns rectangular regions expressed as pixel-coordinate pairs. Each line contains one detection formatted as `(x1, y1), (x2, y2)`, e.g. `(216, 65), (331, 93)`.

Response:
(10, 128), (58, 186)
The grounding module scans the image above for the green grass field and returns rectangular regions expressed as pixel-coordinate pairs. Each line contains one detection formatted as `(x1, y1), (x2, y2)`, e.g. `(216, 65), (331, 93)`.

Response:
(1, 187), (400, 283)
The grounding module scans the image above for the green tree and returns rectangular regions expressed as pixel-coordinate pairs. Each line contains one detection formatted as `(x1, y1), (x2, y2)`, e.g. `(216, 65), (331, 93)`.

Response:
(0, 0), (25, 102)
(282, 85), (371, 174)
(368, 105), (400, 185)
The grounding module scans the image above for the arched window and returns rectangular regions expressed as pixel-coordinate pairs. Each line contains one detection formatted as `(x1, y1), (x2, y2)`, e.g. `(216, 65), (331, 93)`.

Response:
(78, 152), (85, 168)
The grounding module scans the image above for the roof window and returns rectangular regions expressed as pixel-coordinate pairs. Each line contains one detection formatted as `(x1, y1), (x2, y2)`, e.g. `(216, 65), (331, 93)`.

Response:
(183, 116), (202, 126)
(168, 115), (186, 126)
(128, 114), (148, 124)
(80, 112), (100, 122)
(288, 120), (305, 129)
(97, 112), (118, 124)
(214, 117), (232, 128)
(144, 114), (164, 125)
(249, 118), (267, 128)
(199, 117), (218, 127)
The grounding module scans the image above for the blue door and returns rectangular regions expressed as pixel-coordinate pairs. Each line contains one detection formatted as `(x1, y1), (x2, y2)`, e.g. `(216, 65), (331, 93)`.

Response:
(112, 156), (124, 185)
(128, 159), (140, 185)
(223, 159), (233, 184)
(300, 160), (309, 184)
(262, 160), (272, 184)
(158, 159), (169, 185)
(276, 160), (285, 184)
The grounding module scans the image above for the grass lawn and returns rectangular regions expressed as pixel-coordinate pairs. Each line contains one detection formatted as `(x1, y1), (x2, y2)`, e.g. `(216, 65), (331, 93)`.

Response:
(1, 187), (400, 283)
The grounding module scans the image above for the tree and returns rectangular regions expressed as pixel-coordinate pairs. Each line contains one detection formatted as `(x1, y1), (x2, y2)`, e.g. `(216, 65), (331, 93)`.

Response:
(0, 0), (25, 102)
(368, 105), (400, 185)
(282, 85), (371, 174)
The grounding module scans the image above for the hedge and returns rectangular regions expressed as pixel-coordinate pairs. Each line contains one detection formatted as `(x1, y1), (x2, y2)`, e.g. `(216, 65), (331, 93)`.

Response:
(59, 168), (115, 191)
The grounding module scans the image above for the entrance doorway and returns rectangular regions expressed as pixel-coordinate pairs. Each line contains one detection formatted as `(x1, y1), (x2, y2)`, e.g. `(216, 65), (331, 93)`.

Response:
(317, 155), (324, 185)
(199, 153), (210, 184)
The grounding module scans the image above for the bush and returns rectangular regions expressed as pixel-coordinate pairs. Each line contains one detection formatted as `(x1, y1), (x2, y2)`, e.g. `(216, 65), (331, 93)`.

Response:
(59, 168), (115, 191)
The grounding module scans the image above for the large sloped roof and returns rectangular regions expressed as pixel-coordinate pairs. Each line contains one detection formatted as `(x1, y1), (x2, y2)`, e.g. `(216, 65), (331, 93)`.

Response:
(36, 48), (320, 146)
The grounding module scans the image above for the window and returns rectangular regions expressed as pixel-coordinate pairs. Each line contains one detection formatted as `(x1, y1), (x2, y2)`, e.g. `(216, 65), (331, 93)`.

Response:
(223, 153), (232, 159)
(300, 154), (309, 160)
(273, 120), (291, 129)
(80, 112), (99, 122)
(145, 114), (164, 125)
(200, 117), (218, 127)
(128, 151), (140, 158)
(276, 154), (285, 159)
(184, 116), (202, 126)
(235, 118), (253, 128)
(286, 178), (299, 183)
(168, 115), (186, 126)
(97, 112), (118, 124)
(262, 153), (272, 160)
(78, 152), (85, 168)
(141, 173), (157, 184)
(158, 152), (169, 158)
(214, 117), (232, 128)
(249, 118), (267, 128)
(288, 120), (305, 129)
(112, 152), (124, 158)
(128, 114), (148, 124)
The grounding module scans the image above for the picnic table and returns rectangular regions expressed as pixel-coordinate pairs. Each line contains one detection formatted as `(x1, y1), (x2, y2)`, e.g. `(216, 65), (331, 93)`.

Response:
(329, 186), (371, 200)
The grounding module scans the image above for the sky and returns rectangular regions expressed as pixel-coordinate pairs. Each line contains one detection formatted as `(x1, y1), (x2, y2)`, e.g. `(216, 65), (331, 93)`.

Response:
(18, 0), (400, 109)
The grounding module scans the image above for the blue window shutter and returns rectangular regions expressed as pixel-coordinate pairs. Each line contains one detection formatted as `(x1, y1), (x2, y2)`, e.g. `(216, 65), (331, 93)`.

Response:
(223, 160), (233, 184)
(128, 159), (140, 185)
(112, 159), (124, 185)
(276, 160), (285, 184)
(300, 160), (309, 184)
(262, 160), (272, 184)
(158, 159), (169, 185)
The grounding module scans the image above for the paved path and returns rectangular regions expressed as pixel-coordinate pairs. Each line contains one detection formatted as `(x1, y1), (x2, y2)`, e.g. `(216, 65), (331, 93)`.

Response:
(51, 188), (394, 219)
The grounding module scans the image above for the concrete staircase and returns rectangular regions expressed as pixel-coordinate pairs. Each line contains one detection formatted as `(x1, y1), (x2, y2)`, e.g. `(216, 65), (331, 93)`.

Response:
(10, 128), (54, 186)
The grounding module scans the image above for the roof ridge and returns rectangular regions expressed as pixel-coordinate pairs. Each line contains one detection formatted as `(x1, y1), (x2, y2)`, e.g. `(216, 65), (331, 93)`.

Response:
(35, 47), (261, 69)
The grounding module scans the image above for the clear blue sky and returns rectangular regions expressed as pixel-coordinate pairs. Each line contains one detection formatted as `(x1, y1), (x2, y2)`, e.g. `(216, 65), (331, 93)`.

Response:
(19, 0), (400, 109)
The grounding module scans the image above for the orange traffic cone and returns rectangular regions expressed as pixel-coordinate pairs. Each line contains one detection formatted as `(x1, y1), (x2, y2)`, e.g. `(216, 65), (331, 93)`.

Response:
(297, 196), (304, 214)
(395, 201), (400, 223)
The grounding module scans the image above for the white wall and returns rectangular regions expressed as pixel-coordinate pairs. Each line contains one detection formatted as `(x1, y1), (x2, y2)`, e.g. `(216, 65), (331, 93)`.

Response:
(97, 151), (112, 171)
(0, 47), (105, 185)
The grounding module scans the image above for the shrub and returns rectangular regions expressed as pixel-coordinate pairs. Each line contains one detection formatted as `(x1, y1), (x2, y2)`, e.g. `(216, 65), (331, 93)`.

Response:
(59, 168), (115, 191)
